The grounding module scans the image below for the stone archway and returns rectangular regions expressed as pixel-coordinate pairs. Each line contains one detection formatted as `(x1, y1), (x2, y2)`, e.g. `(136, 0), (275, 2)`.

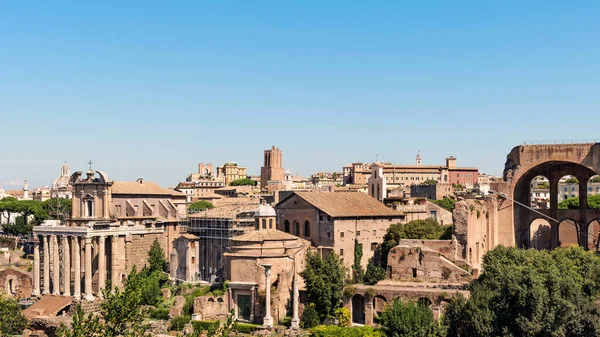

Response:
(351, 294), (366, 325)
(529, 218), (552, 250)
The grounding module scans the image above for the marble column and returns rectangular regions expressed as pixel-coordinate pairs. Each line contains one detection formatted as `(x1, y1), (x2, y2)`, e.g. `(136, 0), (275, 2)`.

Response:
(43, 235), (50, 295)
(98, 236), (106, 296)
(111, 235), (119, 290)
(73, 237), (81, 300)
(291, 277), (300, 329)
(84, 238), (94, 300)
(52, 235), (60, 295)
(262, 264), (273, 327)
(32, 237), (40, 297)
(62, 235), (71, 296)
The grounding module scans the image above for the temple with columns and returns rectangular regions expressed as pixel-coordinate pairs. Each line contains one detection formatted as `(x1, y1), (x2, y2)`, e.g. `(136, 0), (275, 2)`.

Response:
(31, 167), (186, 300)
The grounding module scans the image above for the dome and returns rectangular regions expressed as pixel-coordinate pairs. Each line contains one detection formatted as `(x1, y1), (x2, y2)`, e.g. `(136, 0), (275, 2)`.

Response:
(284, 170), (292, 175)
(254, 203), (276, 217)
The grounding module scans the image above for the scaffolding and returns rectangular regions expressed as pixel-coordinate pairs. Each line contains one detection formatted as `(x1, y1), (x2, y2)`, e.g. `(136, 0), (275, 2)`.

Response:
(183, 204), (257, 283)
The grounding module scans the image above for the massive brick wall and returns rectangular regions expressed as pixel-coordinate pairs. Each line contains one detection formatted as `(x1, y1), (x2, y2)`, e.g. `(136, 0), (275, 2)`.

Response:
(0, 268), (32, 298)
(125, 233), (165, 273)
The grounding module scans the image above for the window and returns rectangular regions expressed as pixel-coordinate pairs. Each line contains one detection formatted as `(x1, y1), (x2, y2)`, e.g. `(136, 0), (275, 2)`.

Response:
(340, 232), (345, 238)
(373, 230), (376, 236)
(564, 187), (568, 192)
(327, 232), (332, 239)
(371, 243), (378, 251)
(295, 222), (300, 236)
(319, 215), (324, 221)
(269, 219), (273, 229)
(304, 221), (310, 237)
(262, 219), (267, 229)
(340, 249), (344, 256)
(284, 220), (290, 233)
(357, 231), (361, 236)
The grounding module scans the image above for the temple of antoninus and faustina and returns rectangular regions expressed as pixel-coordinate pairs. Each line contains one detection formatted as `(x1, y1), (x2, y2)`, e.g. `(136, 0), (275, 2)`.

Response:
(32, 168), (186, 300)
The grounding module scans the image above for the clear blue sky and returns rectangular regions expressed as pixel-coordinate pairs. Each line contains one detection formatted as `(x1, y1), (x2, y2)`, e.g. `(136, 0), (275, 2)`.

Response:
(1, 1), (599, 189)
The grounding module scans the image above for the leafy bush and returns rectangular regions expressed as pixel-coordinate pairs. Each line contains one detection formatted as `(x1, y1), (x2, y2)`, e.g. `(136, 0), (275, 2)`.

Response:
(559, 194), (600, 210)
(300, 303), (321, 329)
(0, 295), (27, 335)
(188, 201), (215, 213)
(150, 308), (170, 320)
(364, 259), (386, 285)
(235, 323), (261, 333)
(379, 299), (438, 337)
(229, 178), (257, 186)
(169, 315), (191, 331)
(432, 197), (456, 212)
(334, 307), (351, 327)
(191, 320), (219, 333)
(309, 325), (382, 337)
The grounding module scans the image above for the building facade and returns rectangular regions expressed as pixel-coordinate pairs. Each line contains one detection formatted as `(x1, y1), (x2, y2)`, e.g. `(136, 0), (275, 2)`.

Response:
(275, 192), (404, 270)
(260, 146), (285, 191)
(216, 163), (248, 186)
(31, 169), (186, 300)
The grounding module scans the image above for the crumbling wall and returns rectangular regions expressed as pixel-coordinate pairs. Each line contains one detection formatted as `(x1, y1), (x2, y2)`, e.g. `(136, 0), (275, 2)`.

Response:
(387, 243), (471, 282)
(193, 295), (229, 321)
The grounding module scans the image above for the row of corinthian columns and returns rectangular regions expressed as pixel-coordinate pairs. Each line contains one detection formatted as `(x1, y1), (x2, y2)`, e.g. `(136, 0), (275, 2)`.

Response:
(32, 234), (121, 300)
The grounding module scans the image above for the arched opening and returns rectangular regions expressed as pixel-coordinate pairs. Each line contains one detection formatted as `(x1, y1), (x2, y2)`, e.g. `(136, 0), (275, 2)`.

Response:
(284, 220), (290, 233)
(269, 219), (273, 229)
(262, 219), (267, 229)
(558, 219), (579, 247)
(352, 294), (366, 324)
(373, 295), (387, 319)
(558, 175), (579, 203)
(529, 218), (552, 250)
(294, 221), (300, 236)
(530, 176), (550, 209)
(8, 279), (14, 295)
(587, 220), (600, 251)
(304, 221), (310, 237)
(587, 175), (600, 209)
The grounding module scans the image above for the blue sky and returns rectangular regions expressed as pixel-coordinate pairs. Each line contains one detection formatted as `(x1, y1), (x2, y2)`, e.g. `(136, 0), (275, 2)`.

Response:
(1, 1), (599, 189)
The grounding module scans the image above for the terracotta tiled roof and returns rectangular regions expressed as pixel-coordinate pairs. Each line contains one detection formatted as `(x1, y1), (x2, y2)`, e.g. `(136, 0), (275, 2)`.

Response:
(231, 229), (301, 242)
(111, 181), (185, 196)
(289, 192), (402, 218)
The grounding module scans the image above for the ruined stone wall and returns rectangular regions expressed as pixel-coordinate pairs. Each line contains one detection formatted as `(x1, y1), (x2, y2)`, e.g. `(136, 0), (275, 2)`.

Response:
(193, 295), (229, 321)
(0, 268), (32, 298)
(387, 244), (471, 282)
(125, 233), (164, 273)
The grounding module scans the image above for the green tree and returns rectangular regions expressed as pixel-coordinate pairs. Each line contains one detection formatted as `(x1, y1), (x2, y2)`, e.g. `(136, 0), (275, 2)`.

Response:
(558, 194), (600, 210)
(431, 197), (456, 212)
(41, 198), (72, 220)
(0, 295), (27, 335)
(364, 258), (386, 285)
(591, 176), (600, 183)
(379, 299), (438, 337)
(147, 238), (167, 273)
(565, 177), (579, 184)
(445, 246), (600, 337)
(0, 199), (48, 235)
(301, 303), (321, 329)
(537, 181), (550, 189)
(229, 178), (257, 186)
(422, 179), (437, 185)
(188, 201), (215, 213)
(301, 251), (347, 321)
(352, 239), (365, 283)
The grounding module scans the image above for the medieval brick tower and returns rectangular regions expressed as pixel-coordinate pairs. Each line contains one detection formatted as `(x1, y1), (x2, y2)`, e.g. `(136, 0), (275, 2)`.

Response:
(260, 146), (285, 190)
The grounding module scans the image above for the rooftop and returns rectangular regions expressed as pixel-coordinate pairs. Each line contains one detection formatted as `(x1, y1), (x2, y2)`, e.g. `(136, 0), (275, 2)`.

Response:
(284, 191), (402, 218)
(231, 229), (301, 242)
(111, 181), (185, 197)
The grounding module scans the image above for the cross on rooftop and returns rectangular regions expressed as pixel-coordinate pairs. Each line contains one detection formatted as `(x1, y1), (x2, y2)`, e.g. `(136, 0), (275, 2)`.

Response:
(88, 160), (93, 170)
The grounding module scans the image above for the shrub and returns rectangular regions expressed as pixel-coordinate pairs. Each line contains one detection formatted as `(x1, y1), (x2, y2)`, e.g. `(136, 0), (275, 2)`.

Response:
(235, 323), (261, 333)
(300, 303), (321, 329)
(309, 325), (382, 337)
(150, 307), (170, 320)
(334, 307), (351, 327)
(169, 315), (190, 331)
(379, 299), (437, 337)
(191, 320), (219, 333)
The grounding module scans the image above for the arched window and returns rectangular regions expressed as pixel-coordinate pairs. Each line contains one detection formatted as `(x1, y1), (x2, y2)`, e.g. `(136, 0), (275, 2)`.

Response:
(304, 221), (310, 237)
(294, 221), (300, 236)
(269, 219), (273, 229)
(284, 220), (290, 233)
(262, 219), (267, 229)
(255, 219), (259, 230)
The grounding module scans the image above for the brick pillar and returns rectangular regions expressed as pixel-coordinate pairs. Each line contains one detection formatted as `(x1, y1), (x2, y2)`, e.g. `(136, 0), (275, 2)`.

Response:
(365, 299), (374, 326)
(33, 237), (40, 297)
(73, 237), (81, 300)
(52, 235), (60, 295)
(84, 238), (94, 300)
(62, 235), (71, 296)
(579, 177), (589, 248)
(98, 236), (106, 296)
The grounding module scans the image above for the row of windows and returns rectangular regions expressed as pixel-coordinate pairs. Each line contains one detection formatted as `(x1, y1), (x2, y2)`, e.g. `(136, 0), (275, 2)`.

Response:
(340, 243), (378, 257)
(283, 220), (311, 237)
(456, 174), (474, 178)
(258, 219), (275, 229)
(339, 230), (377, 238)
